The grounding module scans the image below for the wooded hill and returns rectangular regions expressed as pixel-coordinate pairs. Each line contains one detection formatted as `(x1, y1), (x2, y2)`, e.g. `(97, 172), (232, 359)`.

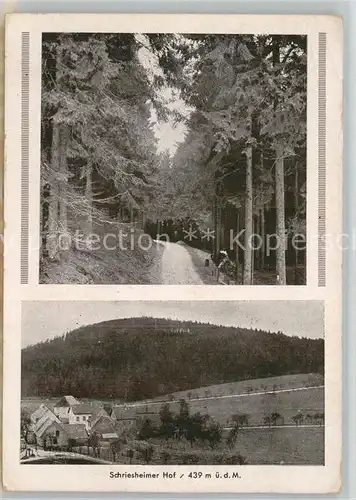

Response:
(22, 317), (323, 400)
(40, 33), (307, 285)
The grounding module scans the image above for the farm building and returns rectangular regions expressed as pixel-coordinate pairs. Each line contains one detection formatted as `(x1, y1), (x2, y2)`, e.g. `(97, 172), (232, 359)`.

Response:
(53, 395), (81, 420)
(68, 404), (94, 430)
(30, 404), (51, 425)
(31, 404), (58, 427)
(89, 406), (112, 428)
(33, 411), (61, 435)
(61, 424), (88, 447)
(91, 416), (119, 442)
(36, 421), (66, 448)
(39, 421), (88, 450)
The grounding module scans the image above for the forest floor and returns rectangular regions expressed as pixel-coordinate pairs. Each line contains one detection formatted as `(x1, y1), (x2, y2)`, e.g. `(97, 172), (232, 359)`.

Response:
(40, 224), (164, 284)
(183, 243), (305, 286)
(182, 243), (276, 285)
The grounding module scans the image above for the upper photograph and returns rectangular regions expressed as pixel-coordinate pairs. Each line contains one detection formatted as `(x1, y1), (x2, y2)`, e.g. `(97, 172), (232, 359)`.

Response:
(39, 33), (307, 285)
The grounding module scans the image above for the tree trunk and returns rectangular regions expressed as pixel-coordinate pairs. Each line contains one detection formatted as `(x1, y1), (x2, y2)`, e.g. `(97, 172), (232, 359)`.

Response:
(235, 209), (240, 284)
(216, 196), (221, 255)
(213, 196), (217, 255)
(261, 204), (265, 270)
(85, 163), (93, 234)
(294, 161), (299, 284)
(47, 122), (60, 260)
(260, 153), (266, 270)
(251, 215), (255, 285)
(275, 144), (286, 285)
(220, 204), (225, 249)
(243, 145), (253, 285)
(59, 124), (69, 234)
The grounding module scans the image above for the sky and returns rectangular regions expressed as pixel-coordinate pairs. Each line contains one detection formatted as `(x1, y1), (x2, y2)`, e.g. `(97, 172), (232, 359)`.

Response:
(22, 300), (324, 348)
(137, 34), (191, 156)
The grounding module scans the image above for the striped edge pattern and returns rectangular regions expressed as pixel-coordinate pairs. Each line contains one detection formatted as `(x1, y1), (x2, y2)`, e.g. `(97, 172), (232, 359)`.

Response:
(318, 33), (326, 287)
(21, 32), (30, 284)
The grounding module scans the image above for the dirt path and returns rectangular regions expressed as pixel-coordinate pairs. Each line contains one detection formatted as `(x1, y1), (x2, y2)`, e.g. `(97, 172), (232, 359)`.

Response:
(150, 241), (205, 285)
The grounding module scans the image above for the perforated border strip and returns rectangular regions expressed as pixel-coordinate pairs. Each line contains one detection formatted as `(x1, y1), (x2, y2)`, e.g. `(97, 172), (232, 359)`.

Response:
(318, 32), (327, 287)
(21, 32), (30, 284)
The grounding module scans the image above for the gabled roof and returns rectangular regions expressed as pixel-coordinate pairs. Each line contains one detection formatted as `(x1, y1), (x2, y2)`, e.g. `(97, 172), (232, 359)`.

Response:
(71, 404), (94, 415)
(33, 409), (60, 434)
(90, 407), (111, 428)
(62, 424), (88, 440)
(36, 419), (63, 439)
(54, 396), (80, 407)
(91, 416), (116, 435)
(31, 404), (50, 422)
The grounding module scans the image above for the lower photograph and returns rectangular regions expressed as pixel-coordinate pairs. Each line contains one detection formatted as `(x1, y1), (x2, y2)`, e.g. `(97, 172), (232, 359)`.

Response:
(20, 300), (324, 466)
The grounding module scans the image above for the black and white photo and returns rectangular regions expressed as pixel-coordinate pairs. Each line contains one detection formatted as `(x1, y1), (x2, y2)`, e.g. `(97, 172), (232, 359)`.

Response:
(3, 13), (343, 494)
(40, 32), (307, 285)
(21, 300), (324, 466)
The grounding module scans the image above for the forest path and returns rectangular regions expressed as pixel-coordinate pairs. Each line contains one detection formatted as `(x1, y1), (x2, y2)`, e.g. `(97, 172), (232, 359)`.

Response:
(153, 241), (204, 285)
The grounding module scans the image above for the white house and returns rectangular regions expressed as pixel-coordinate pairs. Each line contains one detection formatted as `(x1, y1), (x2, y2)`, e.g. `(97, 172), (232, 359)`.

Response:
(53, 395), (81, 421)
(67, 404), (93, 431)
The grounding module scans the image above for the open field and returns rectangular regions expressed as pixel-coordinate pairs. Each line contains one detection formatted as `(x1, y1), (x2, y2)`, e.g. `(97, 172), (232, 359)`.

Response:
(84, 427), (324, 465)
(151, 427), (325, 465)
(115, 373), (325, 427)
(151, 373), (324, 402)
(21, 373), (324, 427)
(21, 373), (324, 466)
(227, 426), (324, 464)
(124, 386), (324, 427)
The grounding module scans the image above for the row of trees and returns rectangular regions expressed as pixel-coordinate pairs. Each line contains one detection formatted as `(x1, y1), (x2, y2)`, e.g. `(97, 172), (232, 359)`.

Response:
(41, 33), (306, 285)
(154, 35), (307, 284)
(40, 33), (182, 266)
(139, 400), (223, 449)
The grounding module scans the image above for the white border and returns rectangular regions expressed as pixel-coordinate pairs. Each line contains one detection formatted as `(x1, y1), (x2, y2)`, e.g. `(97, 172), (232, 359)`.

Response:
(3, 13), (343, 493)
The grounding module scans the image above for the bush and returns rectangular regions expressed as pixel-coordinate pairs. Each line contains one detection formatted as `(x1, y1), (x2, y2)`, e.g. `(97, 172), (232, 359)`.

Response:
(180, 453), (200, 465)
(160, 450), (171, 464)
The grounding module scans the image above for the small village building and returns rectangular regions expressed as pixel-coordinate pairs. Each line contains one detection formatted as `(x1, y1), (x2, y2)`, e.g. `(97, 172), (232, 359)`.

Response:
(53, 395), (80, 420)
(36, 421), (65, 449)
(89, 406), (112, 429)
(61, 424), (88, 447)
(38, 421), (88, 450)
(90, 416), (119, 442)
(68, 404), (93, 430)
(33, 410), (61, 435)
(30, 403), (52, 425)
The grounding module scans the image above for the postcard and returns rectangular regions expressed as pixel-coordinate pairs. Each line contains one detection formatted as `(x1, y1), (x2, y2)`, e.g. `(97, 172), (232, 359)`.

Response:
(3, 13), (343, 493)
